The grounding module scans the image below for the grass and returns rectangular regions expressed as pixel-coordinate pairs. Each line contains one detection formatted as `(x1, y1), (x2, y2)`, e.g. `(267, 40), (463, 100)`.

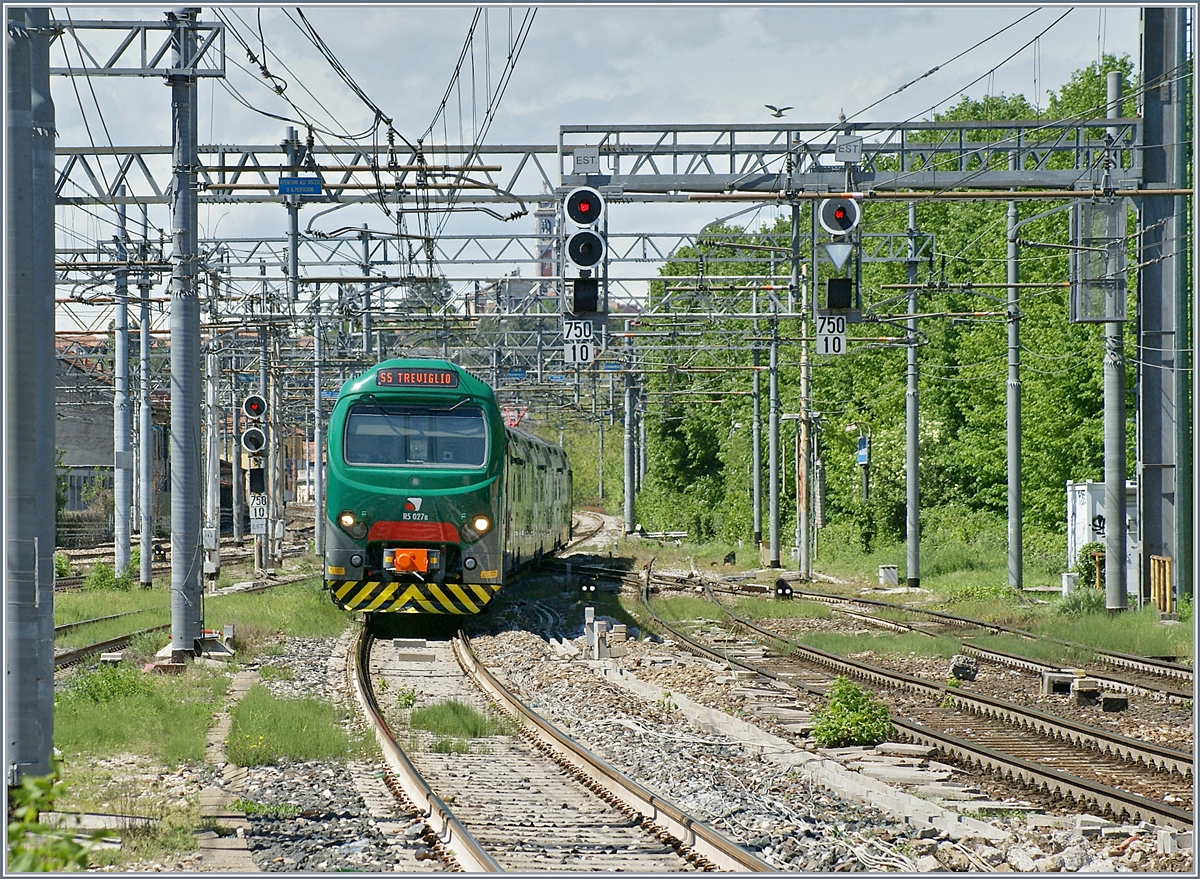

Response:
(226, 684), (369, 766)
(228, 798), (302, 818)
(727, 596), (833, 620)
(790, 631), (962, 660)
(409, 700), (514, 739)
(55, 664), (230, 766)
(204, 578), (355, 661)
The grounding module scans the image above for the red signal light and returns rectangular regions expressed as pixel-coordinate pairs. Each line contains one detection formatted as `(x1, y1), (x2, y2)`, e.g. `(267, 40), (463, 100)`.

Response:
(564, 186), (604, 226)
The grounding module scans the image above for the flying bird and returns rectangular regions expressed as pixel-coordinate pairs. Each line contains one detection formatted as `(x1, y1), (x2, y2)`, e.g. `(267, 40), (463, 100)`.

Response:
(765, 104), (792, 118)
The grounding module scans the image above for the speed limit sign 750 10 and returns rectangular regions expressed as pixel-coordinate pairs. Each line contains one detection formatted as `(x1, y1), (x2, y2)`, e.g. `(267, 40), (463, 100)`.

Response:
(816, 314), (847, 356)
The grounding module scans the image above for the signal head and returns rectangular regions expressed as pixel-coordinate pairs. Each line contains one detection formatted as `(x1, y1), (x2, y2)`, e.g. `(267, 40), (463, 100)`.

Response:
(818, 198), (861, 236)
(566, 229), (606, 269)
(242, 394), (267, 420)
(241, 426), (266, 454)
(564, 186), (604, 227)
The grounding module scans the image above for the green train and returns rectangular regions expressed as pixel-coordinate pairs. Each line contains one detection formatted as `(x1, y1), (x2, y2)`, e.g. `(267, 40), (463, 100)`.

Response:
(323, 359), (572, 614)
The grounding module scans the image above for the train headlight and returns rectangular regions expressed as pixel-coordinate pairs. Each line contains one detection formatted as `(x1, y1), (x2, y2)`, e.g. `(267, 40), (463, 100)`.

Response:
(472, 515), (492, 535)
(349, 553), (364, 568)
(463, 557), (478, 571)
(337, 510), (368, 539)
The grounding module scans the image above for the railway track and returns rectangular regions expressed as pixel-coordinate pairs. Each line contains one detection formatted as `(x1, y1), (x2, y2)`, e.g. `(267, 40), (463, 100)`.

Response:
(353, 624), (773, 872)
(567, 562), (1192, 829)
(790, 587), (1194, 686)
(54, 575), (312, 669)
(635, 575), (1193, 830)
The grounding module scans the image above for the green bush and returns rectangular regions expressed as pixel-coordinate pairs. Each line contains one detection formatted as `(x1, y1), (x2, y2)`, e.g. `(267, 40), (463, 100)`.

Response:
(1073, 541), (1106, 590)
(1057, 585), (1107, 616)
(54, 553), (72, 579)
(57, 665), (156, 704)
(1178, 595), (1193, 625)
(7, 757), (99, 871)
(810, 676), (894, 748)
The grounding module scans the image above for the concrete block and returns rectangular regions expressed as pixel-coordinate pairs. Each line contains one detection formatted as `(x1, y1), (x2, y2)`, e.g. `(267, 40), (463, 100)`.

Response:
(1074, 815), (1109, 836)
(1100, 693), (1128, 712)
(1157, 829), (1178, 855)
(1071, 677), (1101, 705)
(914, 855), (944, 872)
(1041, 672), (1074, 696)
(875, 741), (939, 758)
(393, 638), (427, 649)
(99, 652), (124, 665)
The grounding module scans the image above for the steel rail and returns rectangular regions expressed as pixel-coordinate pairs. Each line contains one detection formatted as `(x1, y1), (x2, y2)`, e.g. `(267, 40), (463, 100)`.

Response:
(705, 587), (1192, 778)
(452, 632), (776, 873)
(637, 577), (1195, 832)
(54, 624), (170, 668)
(791, 587), (1194, 683)
(957, 642), (1194, 703)
(352, 628), (501, 873)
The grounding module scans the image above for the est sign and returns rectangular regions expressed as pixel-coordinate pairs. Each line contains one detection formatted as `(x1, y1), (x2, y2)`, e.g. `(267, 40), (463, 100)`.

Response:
(816, 313), (847, 355)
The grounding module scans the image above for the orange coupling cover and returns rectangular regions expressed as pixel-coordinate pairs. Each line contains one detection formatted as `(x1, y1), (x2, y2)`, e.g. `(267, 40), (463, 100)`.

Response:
(383, 548), (429, 573)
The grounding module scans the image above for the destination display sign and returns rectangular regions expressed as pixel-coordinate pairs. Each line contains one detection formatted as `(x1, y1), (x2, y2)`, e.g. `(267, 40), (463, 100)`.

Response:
(375, 368), (460, 388)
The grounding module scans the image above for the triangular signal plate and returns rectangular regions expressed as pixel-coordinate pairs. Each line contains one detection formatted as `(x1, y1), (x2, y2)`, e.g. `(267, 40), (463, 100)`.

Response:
(825, 243), (854, 271)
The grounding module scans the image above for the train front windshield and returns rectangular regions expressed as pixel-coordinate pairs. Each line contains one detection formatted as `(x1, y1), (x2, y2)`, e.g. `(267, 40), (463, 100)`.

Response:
(343, 402), (488, 467)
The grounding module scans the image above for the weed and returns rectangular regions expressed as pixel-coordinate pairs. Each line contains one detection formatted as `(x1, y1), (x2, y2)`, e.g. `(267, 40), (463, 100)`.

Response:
(810, 677), (893, 748)
(1072, 541), (1106, 590)
(227, 684), (368, 766)
(656, 691), (678, 712)
(228, 798), (301, 818)
(1057, 586), (1107, 616)
(430, 737), (470, 754)
(7, 756), (102, 871)
(55, 667), (229, 765)
(938, 693), (957, 709)
(1177, 595), (1193, 625)
(409, 700), (513, 738)
(55, 552), (73, 579)
(944, 678), (962, 688)
(257, 665), (295, 683)
(82, 561), (124, 592)
(58, 665), (156, 704)
(393, 684), (417, 710)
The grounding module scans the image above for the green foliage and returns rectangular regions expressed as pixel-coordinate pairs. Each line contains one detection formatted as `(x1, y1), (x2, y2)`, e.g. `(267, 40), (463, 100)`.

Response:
(55, 553), (73, 579)
(55, 668), (228, 765)
(1057, 586), (1107, 616)
(81, 555), (139, 592)
(7, 757), (97, 872)
(810, 677), (894, 748)
(430, 737), (470, 754)
(1178, 595), (1193, 625)
(392, 684), (418, 710)
(630, 57), (1141, 555)
(226, 685), (367, 766)
(256, 665), (295, 683)
(228, 798), (301, 818)
(409, 700), (513, 738)
(58, 665), (156, 704)
(1072, 541), (1107, 590)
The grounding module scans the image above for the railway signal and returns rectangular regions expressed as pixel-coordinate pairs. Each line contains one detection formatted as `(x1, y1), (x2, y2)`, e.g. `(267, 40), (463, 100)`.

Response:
(818, 197), (860, 236)
(241, 393), (267, 453)
(242, 394), (266, 420)
(564, 186), (604, 226)
(564, 186), (607, 273)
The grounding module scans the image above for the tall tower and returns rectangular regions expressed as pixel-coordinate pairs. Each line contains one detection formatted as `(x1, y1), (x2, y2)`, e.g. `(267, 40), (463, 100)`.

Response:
(535, 187), (556, 298)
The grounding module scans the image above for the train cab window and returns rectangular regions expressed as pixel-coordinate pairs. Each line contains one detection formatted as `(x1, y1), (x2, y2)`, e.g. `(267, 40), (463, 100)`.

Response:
(344, 403), (488, 467)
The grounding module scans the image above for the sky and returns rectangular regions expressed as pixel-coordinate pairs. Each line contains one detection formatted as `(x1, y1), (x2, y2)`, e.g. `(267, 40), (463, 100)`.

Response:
(43, 3), (1144, 323)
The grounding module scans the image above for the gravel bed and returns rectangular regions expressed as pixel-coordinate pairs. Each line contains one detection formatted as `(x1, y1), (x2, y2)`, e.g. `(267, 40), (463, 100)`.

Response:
(471, 629), (917, 872)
